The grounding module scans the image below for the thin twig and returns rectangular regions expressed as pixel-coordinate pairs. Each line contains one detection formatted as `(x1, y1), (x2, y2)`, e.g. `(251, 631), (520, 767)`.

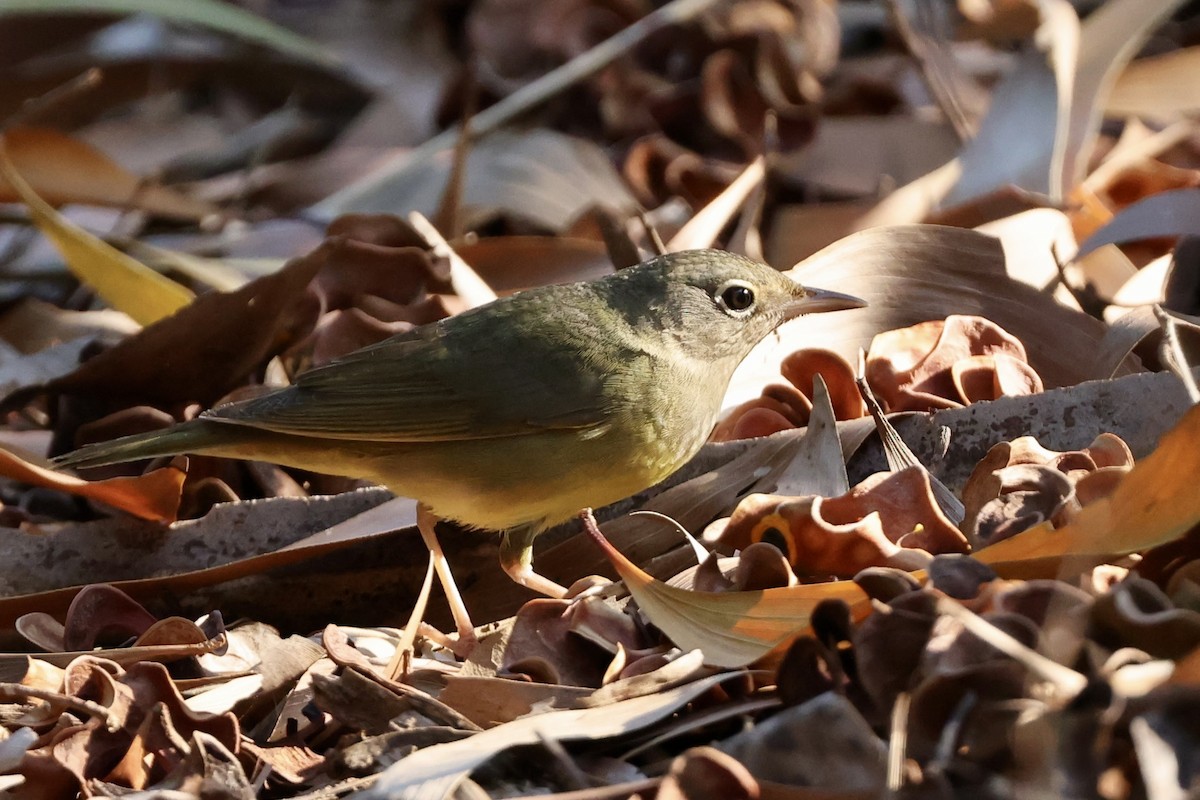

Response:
(0, 683), (119, 731)
(855, 350), (966, 526)
(886, 692), (911, 795)
(1, 69), (101, 131)
(885, 0), (973, 141)
(434, 62), (481, 238)
(936, 597), (1088, 702)
(312, 0), (728, 218)
(638, 208), (667, 257)
(407, 211), (498, 308)
(1153, 304), (1200, 404)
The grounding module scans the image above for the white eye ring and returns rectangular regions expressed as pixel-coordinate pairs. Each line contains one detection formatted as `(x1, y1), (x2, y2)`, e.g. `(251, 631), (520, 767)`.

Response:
(715, 280), (757, 317)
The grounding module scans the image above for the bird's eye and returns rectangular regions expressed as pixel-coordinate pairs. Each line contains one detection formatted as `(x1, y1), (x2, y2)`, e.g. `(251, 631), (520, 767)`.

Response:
(717, 282), (756, 314)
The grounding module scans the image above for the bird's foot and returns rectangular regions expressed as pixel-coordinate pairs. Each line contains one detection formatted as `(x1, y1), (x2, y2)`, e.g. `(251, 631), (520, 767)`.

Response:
(416, 622), (478, 659)
(503, 563), (569, 599)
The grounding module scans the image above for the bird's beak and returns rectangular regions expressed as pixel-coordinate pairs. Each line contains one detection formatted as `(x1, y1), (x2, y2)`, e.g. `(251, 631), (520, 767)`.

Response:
(783, 286), (868, 320)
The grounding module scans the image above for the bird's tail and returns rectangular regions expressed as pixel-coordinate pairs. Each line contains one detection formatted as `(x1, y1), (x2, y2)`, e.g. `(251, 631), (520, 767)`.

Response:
(53, 420), (238, 470)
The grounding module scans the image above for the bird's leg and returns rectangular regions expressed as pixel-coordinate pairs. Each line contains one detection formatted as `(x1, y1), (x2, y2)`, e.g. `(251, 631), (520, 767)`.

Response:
(500, 526), (568, 598)
(416, 504), (477, 654)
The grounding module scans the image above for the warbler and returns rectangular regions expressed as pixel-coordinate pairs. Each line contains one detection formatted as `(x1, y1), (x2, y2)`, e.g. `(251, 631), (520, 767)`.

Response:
(55, 249), (863, 603)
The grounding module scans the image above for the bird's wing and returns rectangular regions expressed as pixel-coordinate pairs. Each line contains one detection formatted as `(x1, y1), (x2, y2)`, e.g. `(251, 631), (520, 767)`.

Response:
(204, 300), (618, 442)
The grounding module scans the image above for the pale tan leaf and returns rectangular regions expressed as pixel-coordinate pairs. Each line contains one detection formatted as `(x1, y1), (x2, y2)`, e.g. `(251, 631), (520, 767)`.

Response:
(1108, 47), (1200, 119)
(359, 671), (741, 800)
(727, 224), (1115, 412)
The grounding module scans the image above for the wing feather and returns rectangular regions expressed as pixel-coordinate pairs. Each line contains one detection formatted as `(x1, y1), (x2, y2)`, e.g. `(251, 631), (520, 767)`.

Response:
(204, 289), (623, 442)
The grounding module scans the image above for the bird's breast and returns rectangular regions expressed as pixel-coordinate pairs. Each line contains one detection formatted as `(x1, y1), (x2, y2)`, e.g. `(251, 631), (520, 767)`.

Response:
(364, 354), (726, 534)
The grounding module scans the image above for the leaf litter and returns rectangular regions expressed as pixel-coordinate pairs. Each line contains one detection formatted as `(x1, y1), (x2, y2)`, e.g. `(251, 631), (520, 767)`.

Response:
(1, 1), (1200, 798)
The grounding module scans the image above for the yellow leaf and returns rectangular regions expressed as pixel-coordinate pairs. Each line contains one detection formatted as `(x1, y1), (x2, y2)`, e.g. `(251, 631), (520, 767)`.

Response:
(583, 515), (868, 668)
(0, 141), (193, 326)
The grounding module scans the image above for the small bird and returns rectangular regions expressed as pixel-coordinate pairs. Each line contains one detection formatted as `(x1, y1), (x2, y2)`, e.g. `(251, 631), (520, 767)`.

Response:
(55, 249), (863, 636)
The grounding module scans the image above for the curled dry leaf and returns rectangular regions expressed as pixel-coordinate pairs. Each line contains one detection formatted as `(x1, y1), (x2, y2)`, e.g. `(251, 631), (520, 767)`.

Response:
(593, 402), (1200, 668)
(466, 0), (637, 91)
(657, 746), (759, 800)
(866, 315), (1044, 412)
(669, 543), (798, 595)
(961, 432), (1134, 544)
(624, 134), (742, 211)
(712, 348), (861, 441)
(976, 404), (1200, 579)
(58, 584), (159, 652)
(729, 226), (1115, 417)
(500, 596), (648, 688)
(717, 467), (969, 579)
(719, 693), (887, 792)
(1090, 576), (1200, 660)
(18, 657), (240, 796)
(585, 513), (870, 668)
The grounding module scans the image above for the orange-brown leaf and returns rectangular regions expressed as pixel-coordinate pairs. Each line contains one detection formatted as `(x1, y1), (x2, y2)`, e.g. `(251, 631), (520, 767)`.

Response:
(0, 448), (183, 523)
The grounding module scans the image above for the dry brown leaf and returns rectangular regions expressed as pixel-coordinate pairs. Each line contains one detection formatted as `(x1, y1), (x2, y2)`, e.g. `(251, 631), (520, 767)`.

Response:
(717, 467), (968, 578)
(713, 349), (860, 442)
(586, 514), (870, 668)
(0, 127), (216, 220)
(1076, 188), (1200, 261)
(961, 433), (1133, 543)
(19, 657), (239, 795)
(721, 694), (887, 793)
(315, 129), (635, 231)
(30, 236), (369, 428)
(948, 0), (1186, 206)
(787, 117), (961, 197)
(454, 236), (615, 293)
(623, 135), (741, 210)
(0, 491), (405, 638)
(594, 400), (1200, 667)
(865, 315), (1044, 412)
(657, 746), (759, 800)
